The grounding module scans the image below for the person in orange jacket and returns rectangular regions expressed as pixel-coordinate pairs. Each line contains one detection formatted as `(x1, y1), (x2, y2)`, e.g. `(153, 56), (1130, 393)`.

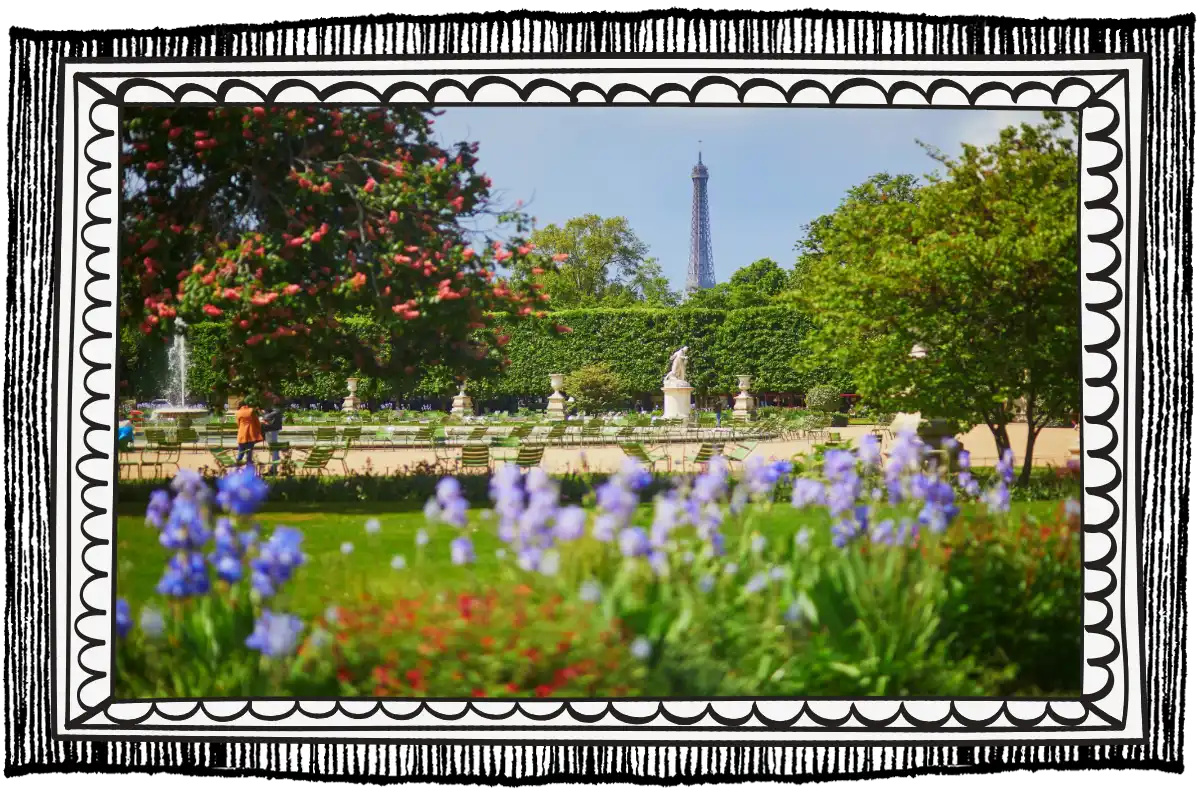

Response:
(235, 398), (264, 467)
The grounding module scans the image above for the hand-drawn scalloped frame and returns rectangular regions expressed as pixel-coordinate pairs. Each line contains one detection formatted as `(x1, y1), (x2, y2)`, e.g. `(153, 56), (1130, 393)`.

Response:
(55, 60), (1141, 744)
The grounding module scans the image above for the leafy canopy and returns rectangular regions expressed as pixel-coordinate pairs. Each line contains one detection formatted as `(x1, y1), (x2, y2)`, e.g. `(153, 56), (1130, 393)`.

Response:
(795, 111), (1079, 481)
(522, 214), (679, 309)
(120, 105), (566, 398)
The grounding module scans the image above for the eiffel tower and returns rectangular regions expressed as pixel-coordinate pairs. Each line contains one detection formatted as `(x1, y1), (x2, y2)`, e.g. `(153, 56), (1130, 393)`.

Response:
(686, 145), (717, 295)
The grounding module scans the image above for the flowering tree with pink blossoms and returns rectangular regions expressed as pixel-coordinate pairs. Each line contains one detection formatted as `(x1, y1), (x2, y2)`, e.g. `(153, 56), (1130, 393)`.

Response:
(120, 105), (569, 400)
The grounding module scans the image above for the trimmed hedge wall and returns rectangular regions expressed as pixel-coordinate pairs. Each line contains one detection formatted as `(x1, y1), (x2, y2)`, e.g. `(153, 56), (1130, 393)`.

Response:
(125, 306), (850, 403)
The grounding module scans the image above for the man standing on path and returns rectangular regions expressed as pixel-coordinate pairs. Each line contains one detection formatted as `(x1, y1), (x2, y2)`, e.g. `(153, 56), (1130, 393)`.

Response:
(260, 401), (283, 475)
(235, 398), (264, 468)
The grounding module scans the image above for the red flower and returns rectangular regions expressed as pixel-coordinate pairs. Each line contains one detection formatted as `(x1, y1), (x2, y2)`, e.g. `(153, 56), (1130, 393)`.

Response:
(246, 334), (264, 346)
(252, 106), (266, 118)
(462, 248), (475, 260)
(364, 178), (377, 193)
(535, 685), (552, 698)
(388, 210), (399, 224)
(552, 253), (569, 262)
(471, 688), (487, 698)
(202, 304), (222, 317)
(555, 324), (573, 334)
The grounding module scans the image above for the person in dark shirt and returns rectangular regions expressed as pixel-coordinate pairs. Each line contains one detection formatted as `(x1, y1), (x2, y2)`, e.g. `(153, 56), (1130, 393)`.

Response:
(260, 402), (283, 475)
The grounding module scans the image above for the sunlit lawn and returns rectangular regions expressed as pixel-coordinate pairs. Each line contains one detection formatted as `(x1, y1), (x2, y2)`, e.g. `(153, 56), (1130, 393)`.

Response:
(116, 499), (1068, 620)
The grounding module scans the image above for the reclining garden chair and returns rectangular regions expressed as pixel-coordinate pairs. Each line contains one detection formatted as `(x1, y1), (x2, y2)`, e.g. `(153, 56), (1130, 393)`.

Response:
(297, 445), (335, 475)
(688, 442), (725, 472)
(620, 442), (670, 472)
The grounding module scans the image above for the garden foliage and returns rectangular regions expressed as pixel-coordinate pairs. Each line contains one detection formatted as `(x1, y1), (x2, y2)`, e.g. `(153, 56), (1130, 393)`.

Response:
(117, 433), (1080, 698)
(159, 304), (849, 403)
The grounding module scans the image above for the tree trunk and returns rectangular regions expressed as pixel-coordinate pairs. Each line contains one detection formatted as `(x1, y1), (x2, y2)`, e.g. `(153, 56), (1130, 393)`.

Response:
(986, 415), (1013, 466)
(1014, 390), (1045, 487)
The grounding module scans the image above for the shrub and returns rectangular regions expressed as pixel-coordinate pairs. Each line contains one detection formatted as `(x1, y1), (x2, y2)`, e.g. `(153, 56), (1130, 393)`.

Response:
(316, 586), (647, 697)
(169, 306), (854, 401)
(116, 431), (1079, 698)
(805, 384), (842, 412)
(562, 362), (624, 415)
(939, 500), (1082, 695)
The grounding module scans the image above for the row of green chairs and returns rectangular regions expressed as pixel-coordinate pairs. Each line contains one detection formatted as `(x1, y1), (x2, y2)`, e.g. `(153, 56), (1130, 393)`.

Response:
(456, 443), (546, 473)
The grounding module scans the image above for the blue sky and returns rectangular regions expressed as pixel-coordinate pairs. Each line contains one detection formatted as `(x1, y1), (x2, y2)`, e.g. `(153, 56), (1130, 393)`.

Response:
(432, 106), (1048, 293)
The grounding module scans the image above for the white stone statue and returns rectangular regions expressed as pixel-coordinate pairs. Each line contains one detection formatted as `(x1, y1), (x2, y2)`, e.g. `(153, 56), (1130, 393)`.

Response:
(664, 346), (689, 387)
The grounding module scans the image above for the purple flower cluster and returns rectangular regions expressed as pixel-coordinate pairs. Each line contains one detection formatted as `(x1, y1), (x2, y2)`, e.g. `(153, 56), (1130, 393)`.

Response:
(593, 458), (650, 542)
(216, 467), (269, 516)
(739, 456), (793, 499)
(249, 526), (306, 598)
(119, 469), (309, 663)
(487, 464), (585, 574)
(245, 610), (304, 658)
(426, 476), (469, 528)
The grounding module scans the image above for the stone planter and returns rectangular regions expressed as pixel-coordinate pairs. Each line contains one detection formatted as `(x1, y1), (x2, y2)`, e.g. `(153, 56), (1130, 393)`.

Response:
(546, 373), (567, 419)
(733, 375), (756, 419)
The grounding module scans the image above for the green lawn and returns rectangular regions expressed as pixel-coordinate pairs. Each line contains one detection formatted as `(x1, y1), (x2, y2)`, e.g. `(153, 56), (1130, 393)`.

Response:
(117, 500), (1066, 620)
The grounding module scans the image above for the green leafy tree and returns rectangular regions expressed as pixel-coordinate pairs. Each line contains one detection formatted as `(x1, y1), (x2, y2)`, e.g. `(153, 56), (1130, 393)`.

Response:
(797, 112), (1079, 485)
(524, 214), (653, 308)
(805, 384), (843, 413)
(681, 283), (733, 310)
(598, 257), (680, 308)
(729, 257), (789, 307)
(119, 105), (565, 399)
(790, 173), (919, 294)
(562, 362), (625, 415)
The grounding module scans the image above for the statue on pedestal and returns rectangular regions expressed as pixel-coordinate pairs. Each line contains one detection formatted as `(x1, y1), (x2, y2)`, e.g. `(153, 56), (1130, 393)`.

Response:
(664, 346), (690, 387)
(661, 346), (693, 420)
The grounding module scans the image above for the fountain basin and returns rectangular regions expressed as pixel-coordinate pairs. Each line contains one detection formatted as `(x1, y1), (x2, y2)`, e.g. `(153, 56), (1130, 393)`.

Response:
(151, 406), (209, 428)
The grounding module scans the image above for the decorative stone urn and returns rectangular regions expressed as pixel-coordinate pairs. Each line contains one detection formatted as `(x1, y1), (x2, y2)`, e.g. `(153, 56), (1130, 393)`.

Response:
(546, 373), (567, 419)
(451, 383), (473, 417)
(342, 377), (361, 411)
(733, 375), (756, 420)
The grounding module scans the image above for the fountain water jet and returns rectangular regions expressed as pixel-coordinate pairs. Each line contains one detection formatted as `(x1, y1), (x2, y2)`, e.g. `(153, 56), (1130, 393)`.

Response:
(151, 320), (208, 428)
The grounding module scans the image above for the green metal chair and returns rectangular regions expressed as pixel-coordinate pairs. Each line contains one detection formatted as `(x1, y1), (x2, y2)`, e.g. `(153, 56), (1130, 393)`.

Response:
(297, 445), (335, 475)
(171, 427), (200, 445)
(210, 447), (238, 473)
(545, 423), (567, 447)
(724, 440), (759, 466)
(620, 442), (670, 472)
(688, 442), (725, 472)
(202, 423), (227, 446)
(152, 442), (182, 478)
(314, 426), (338, 446)
(459, 444), (491, 473)
(513, 444), (546, 471)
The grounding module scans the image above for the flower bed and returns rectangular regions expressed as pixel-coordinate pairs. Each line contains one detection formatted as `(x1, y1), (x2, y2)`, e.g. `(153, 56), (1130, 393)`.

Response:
(115, 431), (1081, 698)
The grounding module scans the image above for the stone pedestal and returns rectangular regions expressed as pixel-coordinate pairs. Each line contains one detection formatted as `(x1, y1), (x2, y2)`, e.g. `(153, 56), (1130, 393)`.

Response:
(546, 373), (567, 420)
(342, 378), (361, 412)
(662, 384), (693, 420)
(451, 392), (474, 417)
(733, 375), (756, 420)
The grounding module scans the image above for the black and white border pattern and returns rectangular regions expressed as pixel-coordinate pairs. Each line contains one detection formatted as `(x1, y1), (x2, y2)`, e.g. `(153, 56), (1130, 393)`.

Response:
(4, 7), (1190, 782)
(49, 56), (1144, 745)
